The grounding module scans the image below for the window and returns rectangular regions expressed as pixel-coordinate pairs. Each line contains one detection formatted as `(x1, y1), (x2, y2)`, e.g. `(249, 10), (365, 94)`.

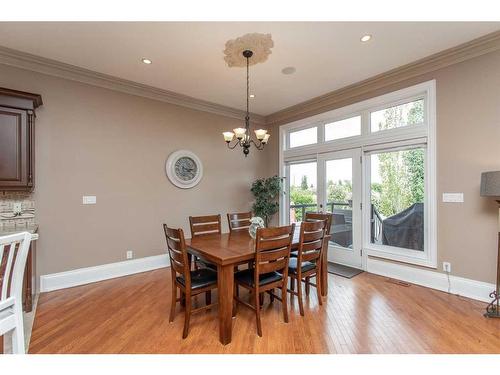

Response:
(326, 158), (353, 248)
(325, 116), (361, 141)
(288, 161), (317, 223)
(280, 81), (436, 268)
(370, 98), (424, 132)
(289, 127), (317, 148)
(369, 147), (425, 252)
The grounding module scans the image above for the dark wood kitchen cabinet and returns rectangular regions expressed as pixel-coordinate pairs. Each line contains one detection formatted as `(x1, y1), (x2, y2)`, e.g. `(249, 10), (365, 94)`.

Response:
(0, 88), (42, 191)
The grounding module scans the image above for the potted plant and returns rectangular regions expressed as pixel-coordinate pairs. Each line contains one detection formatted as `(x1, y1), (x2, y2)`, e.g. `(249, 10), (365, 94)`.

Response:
(251, 175), (283, 227)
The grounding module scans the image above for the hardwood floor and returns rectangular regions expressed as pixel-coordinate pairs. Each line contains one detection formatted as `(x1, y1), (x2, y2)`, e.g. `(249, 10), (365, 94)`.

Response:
(28, 268), (500, 354)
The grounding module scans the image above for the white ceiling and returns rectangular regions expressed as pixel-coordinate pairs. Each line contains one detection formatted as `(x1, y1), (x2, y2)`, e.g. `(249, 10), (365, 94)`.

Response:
(0, 22), (498, 115)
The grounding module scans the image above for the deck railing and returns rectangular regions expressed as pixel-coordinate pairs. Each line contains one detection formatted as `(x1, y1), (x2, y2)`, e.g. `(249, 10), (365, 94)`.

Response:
(290, 202), (383, 243)
(289, 202), (351, 223)
(370, 205), (383, 244)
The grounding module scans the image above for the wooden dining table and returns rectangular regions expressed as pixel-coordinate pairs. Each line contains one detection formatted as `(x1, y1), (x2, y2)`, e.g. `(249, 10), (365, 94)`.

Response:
(186, 224), (329, 345)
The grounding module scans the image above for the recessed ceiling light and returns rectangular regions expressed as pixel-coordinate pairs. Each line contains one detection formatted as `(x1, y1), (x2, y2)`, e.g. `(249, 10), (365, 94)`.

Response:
(281, 66), (296, 75)
(249, 94), (255, 98)
(360, 35), (372, 42)
(141, 58), (152, 64)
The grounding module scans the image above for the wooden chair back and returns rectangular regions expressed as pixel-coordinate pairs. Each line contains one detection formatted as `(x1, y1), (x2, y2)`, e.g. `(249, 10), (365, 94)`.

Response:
(189, 214), (222, 237)
(254, 224), (295, 277)
(297, 220), (326, 265)
(305, 212), (333, 235)
(227, 212), (252, 233)
(0, 232), (32, 306)
(163, 225), (190, 283)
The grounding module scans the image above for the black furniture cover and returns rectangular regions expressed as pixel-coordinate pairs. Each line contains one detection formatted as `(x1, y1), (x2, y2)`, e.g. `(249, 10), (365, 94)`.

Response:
(382, 203), (424, 251)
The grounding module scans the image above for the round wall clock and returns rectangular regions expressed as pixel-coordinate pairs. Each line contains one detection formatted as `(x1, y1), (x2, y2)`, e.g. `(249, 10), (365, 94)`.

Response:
(165, 150), (203, 189)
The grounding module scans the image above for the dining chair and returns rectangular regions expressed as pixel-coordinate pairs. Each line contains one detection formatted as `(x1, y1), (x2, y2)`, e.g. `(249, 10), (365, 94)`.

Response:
(304, 212), (333, 235)
(0, 232), (32, 354)
(294, 212), (332, 295)
(227, 211), (255, 270)
(227, 212), (252, 233)
(163, 225), (218, 339)
(287, 220), (326, 316)
(233, 224), (295, 337)
(189, 214), (221, 269)
(291, 212), (332, 258)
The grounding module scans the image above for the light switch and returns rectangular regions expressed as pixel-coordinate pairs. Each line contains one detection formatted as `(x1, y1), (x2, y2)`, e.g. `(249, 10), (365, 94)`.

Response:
(442, 193), (464, 203)
(82, 196), (97, 205)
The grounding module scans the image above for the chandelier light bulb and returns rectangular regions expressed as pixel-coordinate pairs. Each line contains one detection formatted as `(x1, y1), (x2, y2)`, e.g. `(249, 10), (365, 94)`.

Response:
(233, 128), (246, 139)
(254, 129), (267, 140)
(222, 132), (235, 142)
(262, 133), (271, 144)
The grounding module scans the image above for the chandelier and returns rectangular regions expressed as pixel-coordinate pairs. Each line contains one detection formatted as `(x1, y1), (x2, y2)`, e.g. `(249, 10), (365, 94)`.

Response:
(222, 49), (269, 157)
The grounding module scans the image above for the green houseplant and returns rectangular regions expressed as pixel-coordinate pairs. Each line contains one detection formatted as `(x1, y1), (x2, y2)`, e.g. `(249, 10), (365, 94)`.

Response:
(251, 175), (283, 227)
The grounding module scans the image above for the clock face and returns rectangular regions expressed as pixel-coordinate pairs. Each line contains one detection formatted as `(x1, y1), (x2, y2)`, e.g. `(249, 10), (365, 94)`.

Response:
(166, 150), (203, 189)
(174, 157), (198, 181)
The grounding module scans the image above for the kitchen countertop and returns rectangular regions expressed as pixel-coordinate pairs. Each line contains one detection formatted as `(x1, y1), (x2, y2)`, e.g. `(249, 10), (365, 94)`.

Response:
(0, 224), (39, 240)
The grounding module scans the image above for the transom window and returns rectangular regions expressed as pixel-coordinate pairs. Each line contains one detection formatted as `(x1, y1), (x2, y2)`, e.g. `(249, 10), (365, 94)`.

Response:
(325, 116), (361, 141)
(288, 126), (317, 148)
(370, 98), (424, 132)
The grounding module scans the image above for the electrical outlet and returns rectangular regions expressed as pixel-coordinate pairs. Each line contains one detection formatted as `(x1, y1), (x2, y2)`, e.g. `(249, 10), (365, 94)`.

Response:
(443, 262), (451, 273)
(12, 202), (22, 215)
(126, 251), (133, 260)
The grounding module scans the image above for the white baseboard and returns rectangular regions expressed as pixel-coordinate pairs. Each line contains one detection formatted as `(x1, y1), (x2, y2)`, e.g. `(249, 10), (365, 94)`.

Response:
(40, 251), (495, 303)
(40, 254), (170, 292)
(367, 257), (495, 303)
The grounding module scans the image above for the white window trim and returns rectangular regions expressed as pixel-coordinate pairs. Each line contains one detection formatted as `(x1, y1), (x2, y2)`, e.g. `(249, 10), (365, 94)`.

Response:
(279, 80), (437, 269)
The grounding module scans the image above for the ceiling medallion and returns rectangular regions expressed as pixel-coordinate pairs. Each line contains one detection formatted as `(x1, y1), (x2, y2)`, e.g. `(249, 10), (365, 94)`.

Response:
(223, 33), (274, 67)
(222, 34), (273, 157)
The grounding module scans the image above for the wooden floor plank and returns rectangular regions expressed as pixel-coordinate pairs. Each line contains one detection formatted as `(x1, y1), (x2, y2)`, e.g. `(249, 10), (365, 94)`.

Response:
(27, 268), (500, 354)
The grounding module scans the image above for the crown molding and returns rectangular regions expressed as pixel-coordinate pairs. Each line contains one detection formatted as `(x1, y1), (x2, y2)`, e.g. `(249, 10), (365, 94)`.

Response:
(265, 30), (500, 126)
(0, 45), (265, 125)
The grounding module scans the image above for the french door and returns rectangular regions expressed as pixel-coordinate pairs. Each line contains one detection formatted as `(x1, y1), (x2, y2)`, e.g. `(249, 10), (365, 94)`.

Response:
(317, 148), (362, 268)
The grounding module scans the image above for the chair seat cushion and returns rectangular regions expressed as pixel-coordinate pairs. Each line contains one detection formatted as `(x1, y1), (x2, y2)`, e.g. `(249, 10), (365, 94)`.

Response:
(176, 268), (217, 290)
(288, 258), (316, 273)
(198, 260), (217, 270)
(194, 256), (217, 270)
(235, 268), (283, 287)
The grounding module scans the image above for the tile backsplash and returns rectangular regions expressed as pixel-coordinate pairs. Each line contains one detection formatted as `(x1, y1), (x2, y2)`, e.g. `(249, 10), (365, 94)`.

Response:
(0, 191), (36, 229)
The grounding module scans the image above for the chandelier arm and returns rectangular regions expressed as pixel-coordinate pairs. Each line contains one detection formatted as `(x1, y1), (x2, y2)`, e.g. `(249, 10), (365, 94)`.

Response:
(249, 139), (265, 150)
(227, 140), (242, 150)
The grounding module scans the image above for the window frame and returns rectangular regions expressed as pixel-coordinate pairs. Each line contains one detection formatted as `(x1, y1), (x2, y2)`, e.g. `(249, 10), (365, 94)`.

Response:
(362, 141), (434, 267)
(284, 159), (319, 225)
(279, 80), (437, 269)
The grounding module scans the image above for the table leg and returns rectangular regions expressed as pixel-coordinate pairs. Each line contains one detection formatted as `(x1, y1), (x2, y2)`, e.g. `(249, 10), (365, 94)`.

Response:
(217, 263), (234, 345)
